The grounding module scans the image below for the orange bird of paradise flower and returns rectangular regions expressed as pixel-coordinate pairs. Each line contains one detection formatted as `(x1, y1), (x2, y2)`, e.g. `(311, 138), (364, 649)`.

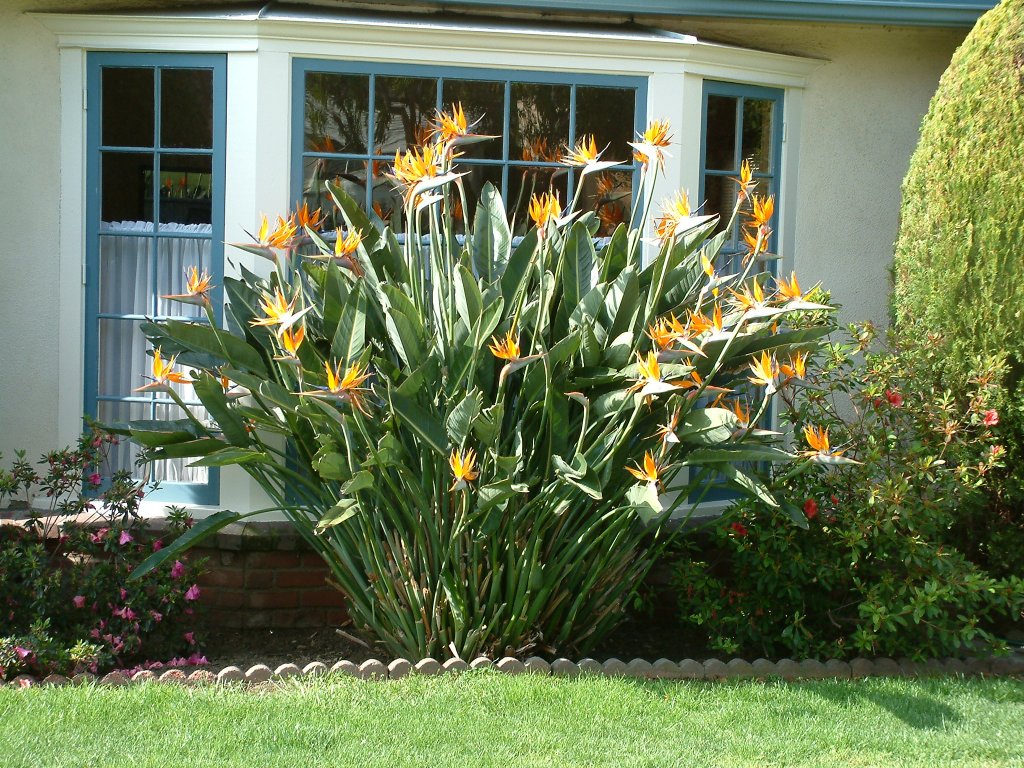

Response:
(162, 265), (213, 306)
(449, 448), (480, 491)
(251, 287), (312, 336)
(134, 348), (189, 392)
(630, 120), (673, 170)
(747, 350), (778, 388)
(654, 190), (695, 243)
(528, 192), (562, 233)
(488, 328), (521, 361)
(626, 450), (663, 487)
(299, 360), (372, 415)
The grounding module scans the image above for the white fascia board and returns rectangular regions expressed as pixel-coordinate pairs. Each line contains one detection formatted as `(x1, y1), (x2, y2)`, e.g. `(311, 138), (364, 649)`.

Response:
(33, 12), (822, 85)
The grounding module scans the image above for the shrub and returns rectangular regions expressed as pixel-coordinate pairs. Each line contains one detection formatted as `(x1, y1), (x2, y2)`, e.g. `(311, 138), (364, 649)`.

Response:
(123, 116), (835, 659)
(892, 0), (1024, 572)
(675, 325), (1024, 660)
(0, 429), (204, 680)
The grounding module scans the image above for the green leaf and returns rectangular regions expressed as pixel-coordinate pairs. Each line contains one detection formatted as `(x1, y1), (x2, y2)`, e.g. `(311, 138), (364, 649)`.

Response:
(500, 228), (537, 307)
(314, 451), (350, 481)
(446, 389), (483, 447)
(343, 471), (375, 495)
(677, 408), (739, 445)
(142, 320), (267, 375)
(598, 224), (628, 282)
(717, 463), (779, 508)
(193, 372), (250, 447)
(327, 180), (381, 253)
(332, 283), (367, 364)
(553, 454), (603, 500)
(454, 264), (483, 330)
(472, 182), (512, 282)
(683, 445), (794, 464)
(148, 438), (230, 460)
(626, 483), (663, 523)
(561, 221), (596, 314)
(390, 392), (448, 457)
(188, 447), (269, 468)
(782, 500), (810, 530)
(473, 403), (504, 445)
(128, 509), (262, 581)
(316, 498), (359, 531)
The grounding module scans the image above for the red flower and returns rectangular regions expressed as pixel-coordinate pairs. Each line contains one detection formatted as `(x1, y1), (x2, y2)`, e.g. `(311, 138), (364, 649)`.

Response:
(729, 521), (748, 537)
(803, 498), (819, 520)
(983, 409), (999, 427)
(885, 389), (903, 407)
(72, 595), (86, 609)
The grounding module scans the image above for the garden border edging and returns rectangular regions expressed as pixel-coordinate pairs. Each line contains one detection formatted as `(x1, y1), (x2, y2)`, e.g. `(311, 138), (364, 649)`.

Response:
(8, 653), (1023, 687)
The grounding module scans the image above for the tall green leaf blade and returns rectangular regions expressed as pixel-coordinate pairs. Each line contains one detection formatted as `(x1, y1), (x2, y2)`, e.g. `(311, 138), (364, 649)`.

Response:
(193, 372), (251, 447)
(561, 221), (596, 314)
(472, 182), (512, 282)
(390, 392), (448, 457)
(446, 388), (483, 447)
(332, 283), (367, 364)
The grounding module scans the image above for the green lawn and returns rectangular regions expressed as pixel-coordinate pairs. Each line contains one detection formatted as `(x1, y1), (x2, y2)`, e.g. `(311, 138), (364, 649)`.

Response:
(1, 674), (1022, 767)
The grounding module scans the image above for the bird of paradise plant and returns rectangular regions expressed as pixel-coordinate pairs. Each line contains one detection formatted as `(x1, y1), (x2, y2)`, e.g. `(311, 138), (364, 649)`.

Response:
(122, 109), (835, 659)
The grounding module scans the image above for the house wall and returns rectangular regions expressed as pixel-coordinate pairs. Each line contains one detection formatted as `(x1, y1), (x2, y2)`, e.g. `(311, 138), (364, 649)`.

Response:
(0, 5), (964, 501)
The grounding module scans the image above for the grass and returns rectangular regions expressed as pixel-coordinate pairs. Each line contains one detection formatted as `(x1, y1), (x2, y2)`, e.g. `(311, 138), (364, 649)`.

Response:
(1, 674), (1022, 767)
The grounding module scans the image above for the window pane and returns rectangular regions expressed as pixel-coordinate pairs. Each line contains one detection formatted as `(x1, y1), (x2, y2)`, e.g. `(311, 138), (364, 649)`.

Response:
(702, 175), (734, 238)
(97, 319), (148, 398)
(705, 95), (737, 171)
(302, 157), (370, 229)
(99, 233), (151, 316)
(102, 68), (154, 148)
(453, 164), (504, 233)
(581, 169), (633, 236)
(102, 152), (155, 223)
(153, 403), (209, 484)
(374, 76), (436, 157)
(304, 72), (369, 154)
(575, 86), (635, 158)
(156, 155), (213, 226)
(160, 68), (213, 149)
(742, 98), (774, 173)
(508, 165), (566, 236)
(155, 235), (213, 319)
(511, 83), (570, 164)
(97, 400), (151, 476)
(441, 79), (504, 161)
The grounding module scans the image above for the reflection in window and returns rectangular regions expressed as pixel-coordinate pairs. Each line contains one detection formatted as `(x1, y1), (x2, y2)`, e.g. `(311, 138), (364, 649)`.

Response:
(297, 63), (643, 236)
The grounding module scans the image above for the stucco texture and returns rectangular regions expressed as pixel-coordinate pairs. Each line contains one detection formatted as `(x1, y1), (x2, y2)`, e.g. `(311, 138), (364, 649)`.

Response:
(0, 2), (964, 469)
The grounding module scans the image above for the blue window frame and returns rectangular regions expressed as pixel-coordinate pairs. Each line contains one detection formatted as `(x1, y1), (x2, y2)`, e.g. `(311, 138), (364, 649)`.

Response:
(291, 59), (646, 237)
(84, 52), (227, 505)
(691, 80), (785, 506)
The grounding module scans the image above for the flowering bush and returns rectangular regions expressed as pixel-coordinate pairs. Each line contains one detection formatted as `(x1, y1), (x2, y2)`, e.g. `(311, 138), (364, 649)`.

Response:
(0, 428), (205, 680)
(123, 112), (836, 658)
(675, 324), (1024, 659)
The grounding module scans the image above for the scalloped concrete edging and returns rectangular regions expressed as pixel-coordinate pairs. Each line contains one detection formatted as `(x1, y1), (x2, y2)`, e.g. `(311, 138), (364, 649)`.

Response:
(6, 654), (1023, 687)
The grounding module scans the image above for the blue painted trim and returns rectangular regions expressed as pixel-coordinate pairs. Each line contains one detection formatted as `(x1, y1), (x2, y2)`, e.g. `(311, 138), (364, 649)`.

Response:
(85, 52), (226, 506)
(292, 58), (647, 227)
(421, 0), (992, 26)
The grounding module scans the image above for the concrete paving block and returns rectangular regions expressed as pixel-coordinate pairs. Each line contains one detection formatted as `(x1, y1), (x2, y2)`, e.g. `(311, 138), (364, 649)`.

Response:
(442, 659), (470, 674)
(964, 657), (991, 677)
(302, 662), (328, 678)
(12, 675), (36, 688)
(601, 658), (628, 677)
(849, 658), (874, 678)
(72, 672), (97, 686)
(897, 658), (922, 677)
(677, 659), (705, 680)
(798, 659), (829, 680)
(469, 657), (493, 671)
(244, 665), (273, 684)
(578, 658), (603, 675)
(100, 671), (129, 686)
(942, 658), (968, 677)
(523, 657), (551, 675)
(651, 659), (683, 679)
(703, 658), (729, 681)
(550, 658), (579, 677)
(872, 658), (900, 677)
(824, 659), (852, 679)
(159, 669), (188, 684)
(920, 659), (946, 677)
(625, 659), (654, 679)
(358, 659), (388, 680)
(330, 660), (359, 677)
(774, 659), (800, 681)
(274, 663), (302, 680)
(991, 656), (1024, 676)
(413, 658), (441, 676)
(216, 666), (244, 684)
(188, 670), (216, 685)
(495, 657), (526, 675)
(388, 659), (412, 679)
(42, 674), (70, 686)
(726, 659), (755, 679)
(750, 659), (776, 679)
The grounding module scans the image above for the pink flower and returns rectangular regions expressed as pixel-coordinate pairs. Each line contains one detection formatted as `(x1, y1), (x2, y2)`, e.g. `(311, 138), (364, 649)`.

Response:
(18, 678), (31, 688)
(90, 527), (109, 544)
(87, 472), (102, 486)
(150, 610), (163, 623)
(885, 389), (903, 408)
(120, 587), (128, 601)
(89, 628), (101, 640)
(184, 631), (195, 646)
(72, 595), (86, 609)
(803, 498), (819, 520)
(990, 444), (1005, 458)
(14, 646), (31, 660)
(152, 539), (163, 552)
(170, 560), (186, 580)
(187, 653), (209, 666)
(983, 409), (999, 427)
(118, 530), (133, 546)
(184, 584), (201, 601)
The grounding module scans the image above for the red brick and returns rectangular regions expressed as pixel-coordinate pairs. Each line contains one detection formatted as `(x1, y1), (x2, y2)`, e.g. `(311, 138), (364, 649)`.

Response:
(247, 552), (302, 569)
(205, 609), (245, 629)
(199, 569), (245, 589)
(291, 610), (328, 628)
(325, 609), (349, 626)
(248, 591), (298, 609)
(301, 588), (346, 608)
(244, 570), (276, 589)
(203, 589), (248, 609)
(300, 552), (331, 569)
(276, 570), (328, 589)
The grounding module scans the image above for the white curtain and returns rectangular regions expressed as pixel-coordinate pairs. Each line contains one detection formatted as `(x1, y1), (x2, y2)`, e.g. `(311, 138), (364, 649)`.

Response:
(98, 221), (213, 485)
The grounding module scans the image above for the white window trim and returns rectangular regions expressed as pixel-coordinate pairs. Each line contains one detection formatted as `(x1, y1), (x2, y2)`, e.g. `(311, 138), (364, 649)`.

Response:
(35, 9), (820, 518)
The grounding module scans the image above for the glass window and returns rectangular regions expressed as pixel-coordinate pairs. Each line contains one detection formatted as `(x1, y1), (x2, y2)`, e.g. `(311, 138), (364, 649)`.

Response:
(86, 54), (226, 505)
(294, 61), (645, 236)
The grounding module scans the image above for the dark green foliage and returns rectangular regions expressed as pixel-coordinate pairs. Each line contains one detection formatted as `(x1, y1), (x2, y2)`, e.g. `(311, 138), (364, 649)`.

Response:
(892, 0), (1024, 570)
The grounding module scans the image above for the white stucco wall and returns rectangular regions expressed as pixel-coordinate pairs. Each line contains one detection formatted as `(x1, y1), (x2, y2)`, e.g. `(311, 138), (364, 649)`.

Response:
(0, 5), (965, 508)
